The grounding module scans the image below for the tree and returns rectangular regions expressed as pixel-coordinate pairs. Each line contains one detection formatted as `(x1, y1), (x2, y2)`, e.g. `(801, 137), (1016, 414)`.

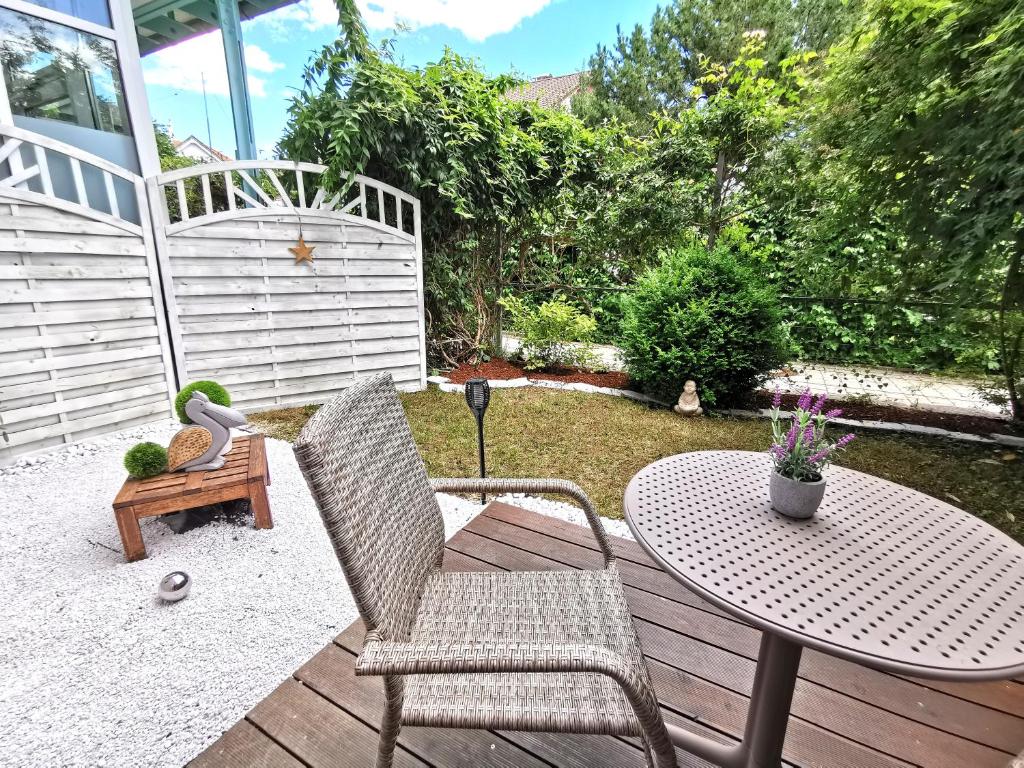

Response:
(813, 0), (1024, 419)
(574, 0), (857, 127)
(280, 44), (600, 364)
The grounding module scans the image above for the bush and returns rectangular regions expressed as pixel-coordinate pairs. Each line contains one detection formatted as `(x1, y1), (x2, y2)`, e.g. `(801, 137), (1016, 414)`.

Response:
(501, 296), (599, 371)
(124, 442), (168, 479)
(175, 380), (231, 424)
(620, 244), (787, 407)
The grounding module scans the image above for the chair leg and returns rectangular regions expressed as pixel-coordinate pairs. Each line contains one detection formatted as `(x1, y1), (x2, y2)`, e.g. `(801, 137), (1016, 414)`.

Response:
(641, 734), (655, 767)
(650, 729), (677, 768)
(375, 675), (404, 768)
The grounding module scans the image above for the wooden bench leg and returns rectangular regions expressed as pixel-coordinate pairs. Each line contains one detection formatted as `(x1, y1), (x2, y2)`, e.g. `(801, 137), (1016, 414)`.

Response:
(249, 479), (273, 530)
(114, 505), (146, 562)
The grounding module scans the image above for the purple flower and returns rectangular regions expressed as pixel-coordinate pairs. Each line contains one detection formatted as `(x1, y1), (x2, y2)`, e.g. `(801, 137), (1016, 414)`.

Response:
(808, 447), (831, 464)
(786, 424), (798, 451)
(824, 408), (842, 420)
(835, 433), (856, 448)
(770, 444), (786, 460)
(811, 393), (827, 415)
(803, 425), (815, 446)
(797, 389), (812, 411)
(771, 388), (782, 409)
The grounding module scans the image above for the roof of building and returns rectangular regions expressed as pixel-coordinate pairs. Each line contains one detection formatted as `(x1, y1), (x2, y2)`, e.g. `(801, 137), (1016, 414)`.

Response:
(173, 136), (232, 162)
(132, 0), (295, 55)
(505, 72), (584, 110)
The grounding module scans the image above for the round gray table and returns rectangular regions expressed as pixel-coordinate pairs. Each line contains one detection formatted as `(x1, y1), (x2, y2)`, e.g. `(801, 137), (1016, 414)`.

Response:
(624, 450), (1024, 768)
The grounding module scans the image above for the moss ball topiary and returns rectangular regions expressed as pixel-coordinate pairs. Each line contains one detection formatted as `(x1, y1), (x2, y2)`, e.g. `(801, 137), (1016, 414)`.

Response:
(175, 380), (231, 424)
(124, 442), (168, 479)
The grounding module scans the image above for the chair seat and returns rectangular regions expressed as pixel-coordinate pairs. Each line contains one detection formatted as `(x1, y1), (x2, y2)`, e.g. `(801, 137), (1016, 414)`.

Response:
(402, 567), (650, 735)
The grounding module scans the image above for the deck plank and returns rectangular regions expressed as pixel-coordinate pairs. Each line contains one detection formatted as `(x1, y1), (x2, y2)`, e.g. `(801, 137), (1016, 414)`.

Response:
(246, 679), (426, 768)
(192, 501), (1024, 768)
(296, 640), (553, 767)
(188, 720), (302, 768)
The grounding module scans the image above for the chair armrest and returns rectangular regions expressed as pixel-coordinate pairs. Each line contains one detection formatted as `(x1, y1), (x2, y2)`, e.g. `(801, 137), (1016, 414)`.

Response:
(429, 477), (614, 566)
(357, 630), (634, 681)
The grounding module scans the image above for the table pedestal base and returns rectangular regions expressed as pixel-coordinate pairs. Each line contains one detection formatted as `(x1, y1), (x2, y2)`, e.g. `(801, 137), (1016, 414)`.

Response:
(666, 632), (802, 768)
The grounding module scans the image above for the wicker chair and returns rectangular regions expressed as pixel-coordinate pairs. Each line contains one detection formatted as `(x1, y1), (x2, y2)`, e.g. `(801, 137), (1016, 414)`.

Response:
(293, 373), (677, 768)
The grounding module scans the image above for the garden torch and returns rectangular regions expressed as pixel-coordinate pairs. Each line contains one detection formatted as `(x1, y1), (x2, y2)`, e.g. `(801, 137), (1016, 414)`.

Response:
(464, 377), (491, 504)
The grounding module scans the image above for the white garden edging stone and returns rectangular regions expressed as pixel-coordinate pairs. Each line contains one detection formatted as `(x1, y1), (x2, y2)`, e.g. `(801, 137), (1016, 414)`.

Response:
(427, 374), (668, 406)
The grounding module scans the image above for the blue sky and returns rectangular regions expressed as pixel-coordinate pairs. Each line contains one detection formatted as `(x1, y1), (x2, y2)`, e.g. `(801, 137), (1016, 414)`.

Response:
(141, 0), (661, 158)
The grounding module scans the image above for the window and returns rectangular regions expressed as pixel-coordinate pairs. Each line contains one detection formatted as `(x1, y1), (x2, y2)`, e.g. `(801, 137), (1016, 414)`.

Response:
(19, 0), (110, 27)
(0, 8), (129, 134)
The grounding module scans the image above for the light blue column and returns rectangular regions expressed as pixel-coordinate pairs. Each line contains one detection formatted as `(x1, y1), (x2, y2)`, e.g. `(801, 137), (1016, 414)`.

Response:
(214, 0), (257, 160)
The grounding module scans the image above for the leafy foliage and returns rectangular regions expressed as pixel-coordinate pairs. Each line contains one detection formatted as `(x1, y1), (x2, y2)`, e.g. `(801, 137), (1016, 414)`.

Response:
(124, 442), (168, 479)
(500, 296), (598, 371)
(574, 0), (858, 127)
(812, 0), (1024, 418)
(175, 380), (231, 424)
(280, 44), (600, 364)
(620, 244), (787, 406)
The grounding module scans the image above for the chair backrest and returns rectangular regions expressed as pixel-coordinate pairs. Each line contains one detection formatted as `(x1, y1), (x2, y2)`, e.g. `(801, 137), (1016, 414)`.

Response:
(293, 373), (445, 641)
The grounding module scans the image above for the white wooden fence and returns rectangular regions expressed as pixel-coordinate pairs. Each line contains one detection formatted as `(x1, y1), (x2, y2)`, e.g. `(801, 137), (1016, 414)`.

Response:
(0, 125), (177, 462)
(0, 125), (427, 462)
(149, 161), (426, 412)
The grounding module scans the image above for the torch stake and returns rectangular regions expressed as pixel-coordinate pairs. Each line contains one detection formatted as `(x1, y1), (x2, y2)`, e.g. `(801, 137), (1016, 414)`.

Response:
(476, 412), (487, 504)
(464, 377), (491, 506)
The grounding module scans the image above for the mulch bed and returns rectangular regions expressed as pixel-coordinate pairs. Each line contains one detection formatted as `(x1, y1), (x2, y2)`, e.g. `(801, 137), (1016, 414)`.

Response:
(749, 391), (1020, 437)
(444, 358), (633, 390)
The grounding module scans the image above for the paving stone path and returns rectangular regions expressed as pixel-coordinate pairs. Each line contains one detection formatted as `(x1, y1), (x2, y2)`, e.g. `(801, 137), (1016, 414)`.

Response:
(765, 362), (1003, 419)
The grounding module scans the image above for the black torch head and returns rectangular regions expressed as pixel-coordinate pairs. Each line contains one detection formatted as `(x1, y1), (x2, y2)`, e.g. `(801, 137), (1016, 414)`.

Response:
(464, 377), (491, 417)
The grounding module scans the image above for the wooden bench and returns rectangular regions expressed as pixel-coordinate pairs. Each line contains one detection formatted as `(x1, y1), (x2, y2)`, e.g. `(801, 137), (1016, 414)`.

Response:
(112, 433), (272, 562)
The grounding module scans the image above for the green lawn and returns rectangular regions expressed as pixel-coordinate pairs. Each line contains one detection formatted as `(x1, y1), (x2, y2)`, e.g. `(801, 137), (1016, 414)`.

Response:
(250, 386), (1023, 543)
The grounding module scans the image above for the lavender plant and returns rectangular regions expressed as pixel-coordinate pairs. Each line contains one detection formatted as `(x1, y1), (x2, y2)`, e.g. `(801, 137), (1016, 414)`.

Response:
(769, 389), (855, 481)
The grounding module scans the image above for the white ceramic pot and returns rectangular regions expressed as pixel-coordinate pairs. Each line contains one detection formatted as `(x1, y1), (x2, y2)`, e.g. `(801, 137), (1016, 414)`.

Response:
(769, 471), (825, 519)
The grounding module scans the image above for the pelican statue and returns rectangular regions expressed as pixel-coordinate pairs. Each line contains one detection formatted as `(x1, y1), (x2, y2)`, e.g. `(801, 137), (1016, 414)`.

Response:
(167, 391), (247, 472)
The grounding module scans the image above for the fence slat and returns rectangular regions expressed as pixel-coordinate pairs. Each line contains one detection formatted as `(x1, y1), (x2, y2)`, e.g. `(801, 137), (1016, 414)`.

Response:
(224, 172), (236, 210)
(33, 145), (53, 196)
(201, 173), (213, 216)
(70, 158), (87, 205)
(296, 170), (306, 208)
(103, 171), (120, 219)
(175, 179), (189, 221)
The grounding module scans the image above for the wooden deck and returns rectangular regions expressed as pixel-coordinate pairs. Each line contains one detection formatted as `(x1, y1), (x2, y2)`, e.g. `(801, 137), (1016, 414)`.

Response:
(192, 502), (1024, 768)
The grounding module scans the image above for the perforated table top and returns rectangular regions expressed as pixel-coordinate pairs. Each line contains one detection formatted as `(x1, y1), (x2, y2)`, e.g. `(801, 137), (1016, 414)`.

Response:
(624, 451), (1024, 681)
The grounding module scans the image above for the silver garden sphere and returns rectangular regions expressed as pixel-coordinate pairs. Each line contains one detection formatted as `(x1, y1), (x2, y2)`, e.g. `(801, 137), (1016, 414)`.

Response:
(158, 571), (192, 602)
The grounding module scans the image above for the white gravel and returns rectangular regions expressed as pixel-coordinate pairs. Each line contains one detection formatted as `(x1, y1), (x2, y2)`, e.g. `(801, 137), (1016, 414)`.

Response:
(0, 423), (622, 767)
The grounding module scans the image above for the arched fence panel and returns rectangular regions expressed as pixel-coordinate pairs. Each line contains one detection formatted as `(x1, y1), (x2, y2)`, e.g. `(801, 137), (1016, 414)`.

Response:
(148, 161), (427, 412)
(0, 126), (177, 462)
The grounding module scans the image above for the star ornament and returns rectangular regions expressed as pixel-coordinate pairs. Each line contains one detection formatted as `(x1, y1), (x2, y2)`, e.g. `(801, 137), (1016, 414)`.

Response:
(289, 236), (315, 264)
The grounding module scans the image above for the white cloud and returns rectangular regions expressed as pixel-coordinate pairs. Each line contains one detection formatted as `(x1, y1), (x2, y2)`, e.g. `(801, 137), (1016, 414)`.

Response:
(251, 0), (337, 34)
(254, 0), (553, 42)
(244, 43), (284, 73)
(142, 33), (281, 99)
(360, 0), (553, 41)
